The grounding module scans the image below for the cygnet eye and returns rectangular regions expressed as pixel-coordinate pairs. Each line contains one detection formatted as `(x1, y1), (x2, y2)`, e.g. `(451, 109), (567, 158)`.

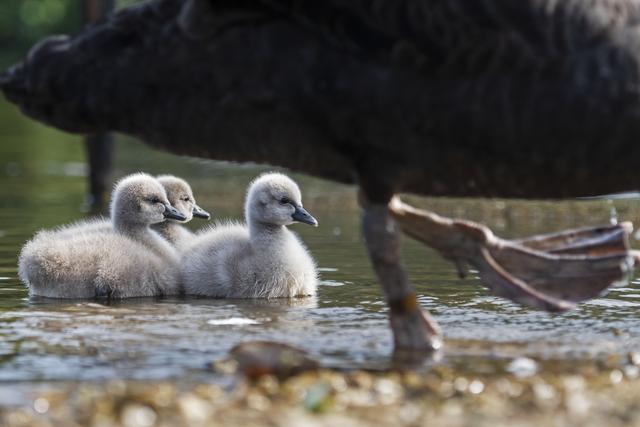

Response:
(150, 197), (161, 204)
(279, 197), (291, 205)
(182, 196), (191, 202)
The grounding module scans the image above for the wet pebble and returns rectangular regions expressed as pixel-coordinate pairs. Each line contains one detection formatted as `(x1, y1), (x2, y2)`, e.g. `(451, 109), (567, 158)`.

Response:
(2, 361), (640, 427)
(532, 381), (556, 407)
(507, 357), (538, 378)
(178, 394), (213, 423)
(610, 369), (623, 384)
(624, 365), (639, 379)
(565, 392), (590, 417)
(33, 397), (49, 414)
(229, 341), (319, 380)
(468, 379), (484, 395)
(121, 403), (157, 427)
(303, 381), (332, 412)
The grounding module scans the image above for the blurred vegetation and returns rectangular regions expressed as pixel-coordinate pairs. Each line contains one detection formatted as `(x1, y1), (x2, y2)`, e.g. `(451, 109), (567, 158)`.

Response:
(0, 0), (142, 68)
(0, 0), (81, 66)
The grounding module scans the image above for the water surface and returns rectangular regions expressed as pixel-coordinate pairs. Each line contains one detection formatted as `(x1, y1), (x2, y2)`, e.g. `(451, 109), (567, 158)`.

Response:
(1, 100), (640, 392)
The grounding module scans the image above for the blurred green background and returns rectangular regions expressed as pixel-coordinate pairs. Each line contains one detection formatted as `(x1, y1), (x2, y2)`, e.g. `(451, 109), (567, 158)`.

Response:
(0, 0), (142, 67)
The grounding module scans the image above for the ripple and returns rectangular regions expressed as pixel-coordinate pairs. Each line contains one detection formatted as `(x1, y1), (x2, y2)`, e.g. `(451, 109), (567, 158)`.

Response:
(618, 294), (640, 299)
(207, 318), (261, 326)
(584, 299), (640, 307)
(319, 280), (346, 287)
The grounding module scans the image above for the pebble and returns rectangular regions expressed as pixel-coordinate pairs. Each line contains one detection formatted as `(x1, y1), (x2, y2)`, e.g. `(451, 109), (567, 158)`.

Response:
(507, 357), (538, 378)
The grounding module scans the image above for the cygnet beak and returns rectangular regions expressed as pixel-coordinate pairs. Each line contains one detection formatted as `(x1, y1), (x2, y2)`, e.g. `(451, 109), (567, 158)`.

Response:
(292, 205), (318, 227)
(163, 204), (188, 221)
(192, 204), (211, 219)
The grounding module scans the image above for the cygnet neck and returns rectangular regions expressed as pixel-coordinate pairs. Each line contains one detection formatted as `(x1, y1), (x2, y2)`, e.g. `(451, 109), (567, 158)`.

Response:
(249, 219), (287, 242)
(113, 217), (150, 237)
(153, 220), (180, 240)
(117, 218), (178, 261)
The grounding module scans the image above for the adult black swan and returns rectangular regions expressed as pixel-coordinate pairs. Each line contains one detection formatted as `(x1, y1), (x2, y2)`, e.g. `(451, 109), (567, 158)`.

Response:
(2, 0), (639, 353)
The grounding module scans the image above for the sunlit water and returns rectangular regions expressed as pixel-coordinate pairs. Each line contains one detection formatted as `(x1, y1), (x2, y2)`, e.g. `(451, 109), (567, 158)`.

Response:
(1, 101), (640, 394)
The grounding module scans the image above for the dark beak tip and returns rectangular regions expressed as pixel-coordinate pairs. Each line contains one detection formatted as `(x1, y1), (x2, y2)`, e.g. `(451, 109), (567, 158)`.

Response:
(164, 205), (188, 222)
(192, 207), (211, 220)
(292, 206), (318, 227)
(300, 216), (319, 227)
(305, 213), (319, 227)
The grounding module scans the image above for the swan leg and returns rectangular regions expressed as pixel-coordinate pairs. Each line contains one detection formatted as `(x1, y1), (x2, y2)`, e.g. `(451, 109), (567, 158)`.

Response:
(362, 203), (442, 352)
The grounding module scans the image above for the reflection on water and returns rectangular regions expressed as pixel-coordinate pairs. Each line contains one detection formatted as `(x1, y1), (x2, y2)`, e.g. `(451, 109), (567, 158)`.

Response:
(1, 100), (640, 390)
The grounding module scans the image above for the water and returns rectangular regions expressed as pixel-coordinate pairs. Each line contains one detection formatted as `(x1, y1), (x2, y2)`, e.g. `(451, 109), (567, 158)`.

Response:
(1, 100), (640, 391)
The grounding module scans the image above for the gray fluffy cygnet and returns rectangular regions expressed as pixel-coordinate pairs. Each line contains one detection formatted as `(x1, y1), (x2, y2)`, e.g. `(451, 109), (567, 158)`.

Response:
(44, 174), (209, 249)
(181, 172), (318, 298)
(18, 173), (186, 298)
(151, 175), (210, 249)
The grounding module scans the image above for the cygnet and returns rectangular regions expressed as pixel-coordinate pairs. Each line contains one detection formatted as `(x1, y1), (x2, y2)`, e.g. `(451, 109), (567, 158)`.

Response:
(18, 173), (186, 298)
(46, 175), (209, 247)
(181, 172), (318, 298)
(151, 174), (210, 249)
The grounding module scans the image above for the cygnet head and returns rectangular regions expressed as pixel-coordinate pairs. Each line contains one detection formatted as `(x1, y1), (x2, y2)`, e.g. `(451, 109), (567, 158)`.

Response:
(110, 173), (187, 226)
(156, 175), (210, 222)
(245, 173), (318, 227)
